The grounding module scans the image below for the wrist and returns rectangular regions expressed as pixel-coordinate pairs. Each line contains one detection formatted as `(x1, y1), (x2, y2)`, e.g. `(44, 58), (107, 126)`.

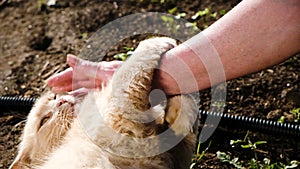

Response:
(156, 43), (207, 95)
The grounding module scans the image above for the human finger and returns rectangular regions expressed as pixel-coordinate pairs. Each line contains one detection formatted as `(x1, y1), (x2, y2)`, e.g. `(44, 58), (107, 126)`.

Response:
(94, 61), (123, 80)
(46, 67), (73, 87)
(51, 83), (73, 93)
(67, 54), (81, 68)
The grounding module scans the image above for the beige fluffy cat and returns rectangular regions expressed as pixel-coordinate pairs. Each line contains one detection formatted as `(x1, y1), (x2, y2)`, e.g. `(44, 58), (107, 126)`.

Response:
(10, 37), (198, 169)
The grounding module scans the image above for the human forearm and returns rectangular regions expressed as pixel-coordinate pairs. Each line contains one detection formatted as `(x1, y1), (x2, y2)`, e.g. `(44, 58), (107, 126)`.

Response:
(203, 0), (300, 80)
(157, 0), (300, 95)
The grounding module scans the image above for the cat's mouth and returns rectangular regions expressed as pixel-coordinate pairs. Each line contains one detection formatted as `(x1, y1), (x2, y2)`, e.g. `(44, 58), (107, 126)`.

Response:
(56, 95), (77, 118)
(56, 102), (77, 119)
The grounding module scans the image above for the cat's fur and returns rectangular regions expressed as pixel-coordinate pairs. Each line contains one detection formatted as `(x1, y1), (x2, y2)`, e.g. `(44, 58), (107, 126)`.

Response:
(10, 37), (198, 169)
(9, 93), (78, 168)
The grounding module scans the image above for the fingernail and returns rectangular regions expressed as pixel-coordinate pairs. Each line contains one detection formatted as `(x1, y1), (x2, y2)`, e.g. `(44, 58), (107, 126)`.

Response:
(45, 77), (53, 85)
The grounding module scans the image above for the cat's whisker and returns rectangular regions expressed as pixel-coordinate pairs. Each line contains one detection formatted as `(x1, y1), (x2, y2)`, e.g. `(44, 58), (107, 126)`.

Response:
(14, 119), (26, 128)
(57, 125), (64, 140)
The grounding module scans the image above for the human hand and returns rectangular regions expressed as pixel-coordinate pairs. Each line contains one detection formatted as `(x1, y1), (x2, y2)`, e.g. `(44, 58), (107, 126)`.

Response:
(46, 54), (123, 93)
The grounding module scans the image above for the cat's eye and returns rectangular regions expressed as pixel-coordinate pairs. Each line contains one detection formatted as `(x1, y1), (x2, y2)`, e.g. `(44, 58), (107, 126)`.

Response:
(40, 114), (51, 127)
(47, 94), (57, 101)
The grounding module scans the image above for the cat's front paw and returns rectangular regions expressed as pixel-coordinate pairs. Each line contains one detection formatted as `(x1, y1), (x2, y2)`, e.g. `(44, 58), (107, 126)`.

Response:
(165, 95), (198, 136)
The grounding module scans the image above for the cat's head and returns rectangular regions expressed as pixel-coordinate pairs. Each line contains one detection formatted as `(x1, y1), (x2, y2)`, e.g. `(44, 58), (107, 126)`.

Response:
(9, 92), (76, 169)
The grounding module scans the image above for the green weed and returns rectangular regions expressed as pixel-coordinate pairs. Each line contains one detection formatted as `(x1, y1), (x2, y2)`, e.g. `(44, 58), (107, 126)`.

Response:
(217, 131), (299, 168)
(168, 6), (177, 14)
(37, 0), (45, 11)
(290, 107), (300, 123)
(175, 12), (187, 19)
(230, 131), (267, 168)
(80, 32), (88, 39)
(191, 8), (210, 20)
(219, 9), (227, 16)
(189, 8), (228, 29)
(278, 116), (285, 123)
(113, 47), (134, 61)
(217, 151), (243, 168)
(160, 15), (182, 32)
(190, 141), (212, 169)
(278, 107), (300, 123)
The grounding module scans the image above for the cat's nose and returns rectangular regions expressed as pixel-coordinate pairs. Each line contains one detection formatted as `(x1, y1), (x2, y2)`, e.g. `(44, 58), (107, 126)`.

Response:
(57, 99), (67, 107)
(56, 96), (75, 107)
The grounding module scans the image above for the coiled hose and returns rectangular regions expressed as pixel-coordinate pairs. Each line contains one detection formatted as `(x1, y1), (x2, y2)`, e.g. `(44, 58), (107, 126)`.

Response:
(200, 110), (300, 137)
(0, 96), (299, 137)
(0, 96), (36, 111)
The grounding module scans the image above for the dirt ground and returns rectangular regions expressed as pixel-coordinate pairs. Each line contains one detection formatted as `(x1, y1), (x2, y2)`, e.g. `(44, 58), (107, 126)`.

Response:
(0, 0), (299, 168)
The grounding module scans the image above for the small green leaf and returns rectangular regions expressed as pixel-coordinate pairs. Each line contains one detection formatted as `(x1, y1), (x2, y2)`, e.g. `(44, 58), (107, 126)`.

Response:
(285, 160), (299, 169)
(210, 12), (217, 18)
(290, 107), (300, 123)
(113, 53), (127, 61)
(80, 32), (88, 39)
(241, 144), (251, 149)
(254, 141), (267, 145)
(264, 158), (271, 165)
(230, 139), (243, 146)
(192, 8), (210, 20)
(161, 15), (173, 22)
(219, 9), (227, 16)
(216, 151), (230, 162)
(278, 116), (285, 123)
(189, 163), (196, 169)
(123, 47), (134, 51)
(199, 8), (210, 16)
(175, 12), (186, 19)
(168, 6), (177, 14)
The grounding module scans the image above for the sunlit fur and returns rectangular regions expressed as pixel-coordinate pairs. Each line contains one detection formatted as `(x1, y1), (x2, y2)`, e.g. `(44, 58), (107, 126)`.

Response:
(10, 37), (198, 169)
(9, 93), (77, 169)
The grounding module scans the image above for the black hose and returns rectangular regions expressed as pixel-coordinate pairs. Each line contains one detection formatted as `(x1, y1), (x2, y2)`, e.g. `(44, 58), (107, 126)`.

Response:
(0, 96), (299, 137)
(0, 96), (36, 111)
(199, 110), (300, 137)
